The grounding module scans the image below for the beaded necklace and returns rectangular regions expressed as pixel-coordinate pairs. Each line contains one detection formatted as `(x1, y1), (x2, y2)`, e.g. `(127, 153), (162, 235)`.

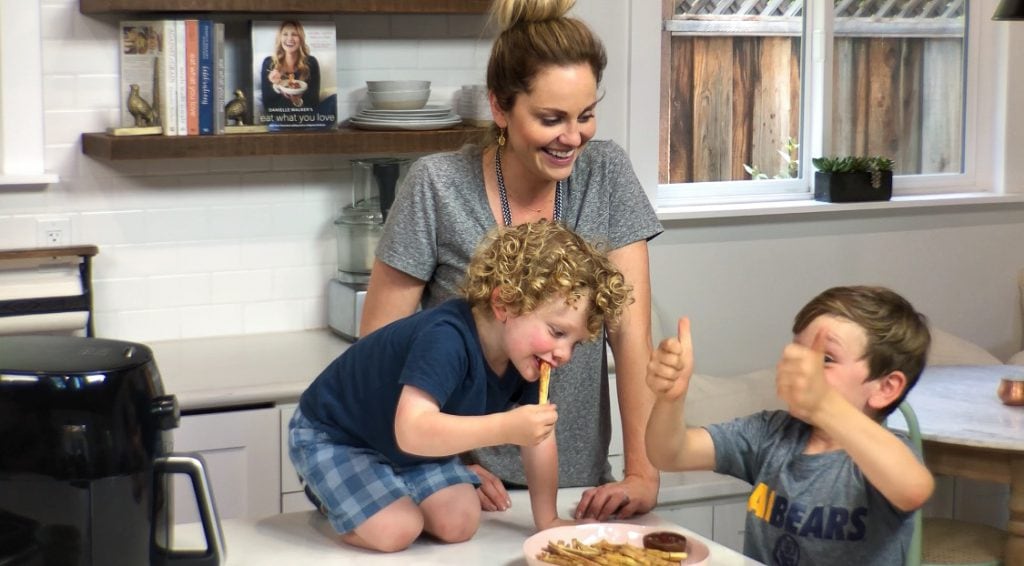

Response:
(495, 146), (563, 227)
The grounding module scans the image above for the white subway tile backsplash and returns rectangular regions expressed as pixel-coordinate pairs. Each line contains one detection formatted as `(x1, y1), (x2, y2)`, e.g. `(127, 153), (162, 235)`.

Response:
(45, 109), (116, 146)
(212, 270), (274, 303)
(272, 266), (328, 300)
(43, 76), (76, 109)
(40, 4), (76, 40)
(147, 274), (211, 309)
(76, 74), (121, 109)
(79, 210), (147, 245)
(100, 309), (182, 342)
(243, 300), (308, 333)
(0, 216), (41, 249)
(179, 304), (245, 338)
(92, 278), (148, 311)
(94, 243), (182, 278)
(173, 241), (244, 274)
(418, 39), (478, 69)
(44, 40), (118, 75)
(143, 208), (211, 244)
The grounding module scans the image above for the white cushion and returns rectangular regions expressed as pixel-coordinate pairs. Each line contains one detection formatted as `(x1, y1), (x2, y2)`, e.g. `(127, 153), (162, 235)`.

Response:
(1008, 350), (1024, 366)
(927, 326), (1002, 366)
(684, 369), (783, 427)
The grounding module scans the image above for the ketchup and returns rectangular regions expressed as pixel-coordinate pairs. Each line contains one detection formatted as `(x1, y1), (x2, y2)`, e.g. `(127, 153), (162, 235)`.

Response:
(642, 531), (688, 553)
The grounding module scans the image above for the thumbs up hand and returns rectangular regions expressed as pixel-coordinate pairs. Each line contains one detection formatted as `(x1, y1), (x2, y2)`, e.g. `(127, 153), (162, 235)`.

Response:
(646, 317), (695, 402)
(776, 327), (833, 422)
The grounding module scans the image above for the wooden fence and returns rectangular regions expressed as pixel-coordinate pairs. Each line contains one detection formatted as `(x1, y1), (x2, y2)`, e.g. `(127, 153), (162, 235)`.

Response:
(662, 4), (965, 183)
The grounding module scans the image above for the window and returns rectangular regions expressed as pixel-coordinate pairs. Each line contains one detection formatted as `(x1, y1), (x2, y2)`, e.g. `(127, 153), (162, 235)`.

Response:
(630, 0), (996, 208)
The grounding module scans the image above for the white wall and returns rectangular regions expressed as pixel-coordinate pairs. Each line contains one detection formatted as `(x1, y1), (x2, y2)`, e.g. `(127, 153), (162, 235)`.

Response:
(650, 206), (1024, 375)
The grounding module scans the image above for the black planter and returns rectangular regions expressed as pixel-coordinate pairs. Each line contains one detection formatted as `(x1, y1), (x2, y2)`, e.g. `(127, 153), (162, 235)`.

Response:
(814, 171), (892, 203)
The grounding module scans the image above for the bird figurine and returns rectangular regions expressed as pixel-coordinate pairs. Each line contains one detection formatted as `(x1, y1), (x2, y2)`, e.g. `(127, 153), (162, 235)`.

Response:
(225, 89), (248, 126)
(126, 84), (156, 128)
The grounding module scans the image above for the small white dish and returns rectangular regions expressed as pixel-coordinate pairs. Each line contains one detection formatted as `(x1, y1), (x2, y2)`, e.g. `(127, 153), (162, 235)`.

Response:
(276, 79), (307, 96)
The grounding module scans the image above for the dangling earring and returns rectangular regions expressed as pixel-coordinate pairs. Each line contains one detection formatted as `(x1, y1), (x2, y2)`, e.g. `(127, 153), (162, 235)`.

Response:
(497, 128), (506, 147)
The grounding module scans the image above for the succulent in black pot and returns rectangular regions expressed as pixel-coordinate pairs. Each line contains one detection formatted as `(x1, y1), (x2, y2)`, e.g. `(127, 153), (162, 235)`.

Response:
(811, 155), (894, 203)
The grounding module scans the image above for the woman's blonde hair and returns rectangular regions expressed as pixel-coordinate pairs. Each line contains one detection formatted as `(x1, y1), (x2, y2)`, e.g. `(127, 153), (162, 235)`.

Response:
(272, 21), (311, 81)
(462, 221), (632, 339)
(484, 0), (607, 146)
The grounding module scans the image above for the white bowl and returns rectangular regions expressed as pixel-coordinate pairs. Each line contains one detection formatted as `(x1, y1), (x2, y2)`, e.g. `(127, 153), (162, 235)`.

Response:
(366, 80), (431, 92)
(367, 89), (430, 110)
(276, 79), (307, 97)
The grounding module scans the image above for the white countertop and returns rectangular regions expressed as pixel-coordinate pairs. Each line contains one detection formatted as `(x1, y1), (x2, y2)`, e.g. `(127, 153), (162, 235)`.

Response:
(148, 329), (351, 411)
(887, 364), (1024, 450)
(177, 487), (762, 565)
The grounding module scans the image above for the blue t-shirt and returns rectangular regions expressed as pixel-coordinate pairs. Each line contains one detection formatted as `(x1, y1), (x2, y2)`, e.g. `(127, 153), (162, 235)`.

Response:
(298, 299), (536, 466)
(707, 410), (915, 566)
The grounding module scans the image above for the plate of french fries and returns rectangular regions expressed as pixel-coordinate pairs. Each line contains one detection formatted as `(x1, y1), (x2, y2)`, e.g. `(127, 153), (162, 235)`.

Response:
(523, 523), (710, 565)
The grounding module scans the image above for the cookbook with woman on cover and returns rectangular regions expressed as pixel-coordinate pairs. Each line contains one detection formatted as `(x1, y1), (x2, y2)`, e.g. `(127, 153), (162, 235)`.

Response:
(251, 20), (338, 130)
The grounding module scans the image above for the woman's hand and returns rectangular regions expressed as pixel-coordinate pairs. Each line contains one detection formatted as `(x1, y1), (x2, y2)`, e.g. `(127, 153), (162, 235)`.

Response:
(573, 473), (658, 521)
(268, 68), (282, 84)
(468, 464), (511, 512)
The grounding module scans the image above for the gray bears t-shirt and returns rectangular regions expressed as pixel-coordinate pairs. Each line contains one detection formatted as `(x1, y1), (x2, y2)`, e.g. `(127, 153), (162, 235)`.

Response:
(706, 410), (916, 566)
(375, 140), (663, 487)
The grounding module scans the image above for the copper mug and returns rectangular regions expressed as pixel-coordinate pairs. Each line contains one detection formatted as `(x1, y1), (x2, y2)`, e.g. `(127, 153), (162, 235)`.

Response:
(998, 377), (1024, 406)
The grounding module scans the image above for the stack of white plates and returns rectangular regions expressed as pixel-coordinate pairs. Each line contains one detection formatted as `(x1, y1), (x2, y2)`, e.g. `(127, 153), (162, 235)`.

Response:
(349, 105), (462, 131)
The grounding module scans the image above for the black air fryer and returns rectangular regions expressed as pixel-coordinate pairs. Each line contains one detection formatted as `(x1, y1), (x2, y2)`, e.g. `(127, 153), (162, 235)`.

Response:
(0, 336), (223, 566)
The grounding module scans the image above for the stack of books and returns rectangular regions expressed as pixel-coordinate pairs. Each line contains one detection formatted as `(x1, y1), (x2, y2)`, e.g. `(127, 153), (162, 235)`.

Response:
(116, 19), (338, 136)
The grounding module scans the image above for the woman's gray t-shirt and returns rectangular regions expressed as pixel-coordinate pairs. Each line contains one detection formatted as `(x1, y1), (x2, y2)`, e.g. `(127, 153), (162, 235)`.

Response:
(375, 140), (663, 487)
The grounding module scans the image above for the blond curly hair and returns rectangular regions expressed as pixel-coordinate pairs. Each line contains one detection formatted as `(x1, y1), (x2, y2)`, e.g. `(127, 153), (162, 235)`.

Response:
(461, 221), (632, 340)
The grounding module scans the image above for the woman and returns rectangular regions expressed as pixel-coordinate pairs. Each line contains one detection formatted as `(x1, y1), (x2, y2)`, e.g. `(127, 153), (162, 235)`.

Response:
(260, 20), (321, 112)
(360, 0), (663, 521)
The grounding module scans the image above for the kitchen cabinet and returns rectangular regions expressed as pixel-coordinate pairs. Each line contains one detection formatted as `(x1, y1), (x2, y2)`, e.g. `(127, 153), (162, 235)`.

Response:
(171, 407), (281, 524)
(78, 0), (490, 161)
(656, 498), (747, 554)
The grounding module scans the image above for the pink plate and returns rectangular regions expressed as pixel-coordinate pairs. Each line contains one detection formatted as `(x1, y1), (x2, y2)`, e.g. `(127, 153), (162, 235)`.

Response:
(523, 523), (710, 565)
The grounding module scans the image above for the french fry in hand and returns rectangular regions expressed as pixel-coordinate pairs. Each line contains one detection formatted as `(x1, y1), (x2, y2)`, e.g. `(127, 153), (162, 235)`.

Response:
(539, 361), (552, 404)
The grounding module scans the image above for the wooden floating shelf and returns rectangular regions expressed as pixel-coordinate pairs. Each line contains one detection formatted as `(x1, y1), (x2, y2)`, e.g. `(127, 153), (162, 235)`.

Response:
(81, 125), (487, 160)
(80, 0), (492, 14)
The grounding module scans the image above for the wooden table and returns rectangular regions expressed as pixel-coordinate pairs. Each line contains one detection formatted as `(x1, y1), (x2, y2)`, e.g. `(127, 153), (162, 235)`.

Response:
(888, 365), (1024, 565)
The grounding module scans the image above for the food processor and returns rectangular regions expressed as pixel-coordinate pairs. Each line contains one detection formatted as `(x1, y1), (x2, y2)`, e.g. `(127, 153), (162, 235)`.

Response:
(327, 157), (410, 340)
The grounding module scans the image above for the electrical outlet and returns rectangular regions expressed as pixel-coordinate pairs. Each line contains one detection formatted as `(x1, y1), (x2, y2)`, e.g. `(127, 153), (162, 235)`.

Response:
(36, 218), (71, 247)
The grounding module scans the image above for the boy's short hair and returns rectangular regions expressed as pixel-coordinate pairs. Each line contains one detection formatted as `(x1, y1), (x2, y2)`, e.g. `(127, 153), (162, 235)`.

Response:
(792, 285), (931, 416)
(461, 220), (632, 340)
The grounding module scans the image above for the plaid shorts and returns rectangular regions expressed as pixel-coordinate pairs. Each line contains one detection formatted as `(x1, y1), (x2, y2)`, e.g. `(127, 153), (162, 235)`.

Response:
(288, 407), (480, 534)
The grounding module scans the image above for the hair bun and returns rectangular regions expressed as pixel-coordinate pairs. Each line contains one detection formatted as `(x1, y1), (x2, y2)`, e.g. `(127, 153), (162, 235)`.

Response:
(492, 0), (576, 30)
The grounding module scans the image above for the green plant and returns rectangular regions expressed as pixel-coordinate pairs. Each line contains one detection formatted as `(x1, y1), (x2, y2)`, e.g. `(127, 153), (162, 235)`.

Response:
(812, 155), (894, 189)
(744, 137), (799, 180)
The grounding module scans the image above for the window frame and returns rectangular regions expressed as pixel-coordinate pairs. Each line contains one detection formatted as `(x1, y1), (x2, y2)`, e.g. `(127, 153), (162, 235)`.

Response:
(0, 0), (57, 187)
(628, 0), (1003, 211)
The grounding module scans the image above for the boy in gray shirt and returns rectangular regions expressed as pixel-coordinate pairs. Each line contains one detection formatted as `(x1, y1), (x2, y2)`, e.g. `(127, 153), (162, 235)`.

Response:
(645, 286), (934, 566)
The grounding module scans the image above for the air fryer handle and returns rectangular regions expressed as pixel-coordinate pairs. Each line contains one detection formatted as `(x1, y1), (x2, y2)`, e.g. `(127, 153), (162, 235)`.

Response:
(153, 454), (226, 566)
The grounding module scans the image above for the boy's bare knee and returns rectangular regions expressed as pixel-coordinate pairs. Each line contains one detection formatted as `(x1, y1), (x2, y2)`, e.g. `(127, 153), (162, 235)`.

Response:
(421, 483), (481, 539)
(428, 509), (479, 543)
(350, 510), (424, 552)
